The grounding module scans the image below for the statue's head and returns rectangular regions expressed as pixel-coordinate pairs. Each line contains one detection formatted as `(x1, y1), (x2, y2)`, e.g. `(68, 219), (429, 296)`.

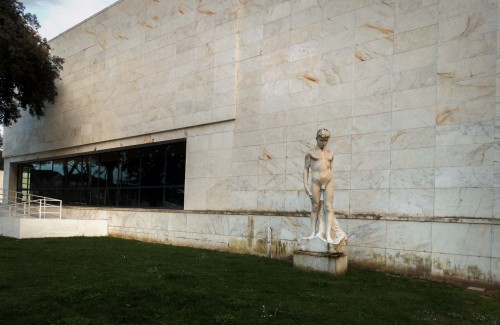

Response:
(316, 128), (330, 148)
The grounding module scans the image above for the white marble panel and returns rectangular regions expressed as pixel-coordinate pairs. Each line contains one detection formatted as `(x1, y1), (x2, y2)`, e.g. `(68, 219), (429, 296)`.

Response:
(435, 166), (493, 188)
(386, 221), (431, 251)
(352, 132), (391, 153)
(350, 189), (390, 215)
(330, 135), (352, 154)
(291, 5), (322, 29)
(319, 83), (353, 104)
(353, 94), (392, 116)
(492, 225), (500, 258)
(257, 190), (285, 211)
(334, 171), (351, 190)
(319, 121), (351, 141)
(351, 170), (390, 190)
(436, 121), (494, 146)
(290, 22), (321, 46)
(393, 86), (436, 111)
(231, 190), (258, 210)
(264, 1), (291, 24)
(355, 17), (394, 44)
(232, 160), (259, 176)
(284, 189), (310, 212)
(434, 188), (494, 218)
(317, 101), (352, 121)
(393, 65), (436, 92)
(231, 175), (258, 191)
(436, 101), (495, 126)
(280, 216), (310, 241)
(206, 177), (232, 210)
(355, 56), (392, 80)
(394, 24), (438, 53)
(352, 151), (391, 171)
(355, 37), (393, 61)
(390, 168), (435, 189)
(347, 219), (387, 248)
(321, 30), (355, 53)
(391, 127), (435, 149)
(321, 49), (354, 79)
(333, 154), (352, 172)
(393, 45), (437, 72)
(391, 148), (435, 169)
(168, 213), (187, 232)
(354, 75), (392, 98)
(394, 4), (438, 33)
(438, 77), (495, 105)
(355, 1), (394, 26)
(321, 11), (355, 37)
(495, 188), (500, 218)
(432, 253), (491, 283)
(333, 189), (350, 215)
(389, 188), (434, 217)
(436, 143), (495, 167)
(432, 223), (492, 256)
(352, 113), (391, 134)
(392, 106), (436, 130)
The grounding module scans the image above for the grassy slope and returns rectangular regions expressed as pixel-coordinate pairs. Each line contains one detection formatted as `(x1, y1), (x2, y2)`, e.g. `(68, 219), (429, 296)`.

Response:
(0, 236), (498, 324)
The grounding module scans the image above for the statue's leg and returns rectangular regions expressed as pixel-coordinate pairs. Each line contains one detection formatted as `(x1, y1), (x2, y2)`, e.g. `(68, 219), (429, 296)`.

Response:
(323, 179), (336, 243)
(317, 198), (326, 240)
(307, 183), (321, 238)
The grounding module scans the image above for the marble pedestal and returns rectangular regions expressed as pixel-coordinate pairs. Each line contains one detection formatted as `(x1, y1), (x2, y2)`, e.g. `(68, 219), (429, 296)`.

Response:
(293, 250), (348, 274)
(293, 237), (348, 275)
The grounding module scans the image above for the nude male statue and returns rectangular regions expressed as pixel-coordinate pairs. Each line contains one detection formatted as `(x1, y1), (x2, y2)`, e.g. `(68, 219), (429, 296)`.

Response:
(303, 128), (347, 245)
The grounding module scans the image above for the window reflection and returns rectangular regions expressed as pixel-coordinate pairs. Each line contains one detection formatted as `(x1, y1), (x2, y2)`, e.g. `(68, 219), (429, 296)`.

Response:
(16, 142), (185, 209)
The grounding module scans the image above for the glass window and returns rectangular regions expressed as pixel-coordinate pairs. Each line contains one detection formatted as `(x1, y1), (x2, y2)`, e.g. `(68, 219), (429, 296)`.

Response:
(119, 150), (141, 187)
(67, 157), (83, 188)
(100, 152), (120, 188)
(141, 147), (165, 187)
(16, 141), (186, 210)
(52, 160), (66, 189)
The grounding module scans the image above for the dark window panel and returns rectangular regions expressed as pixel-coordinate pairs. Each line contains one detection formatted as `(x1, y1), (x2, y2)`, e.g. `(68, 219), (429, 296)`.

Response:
(100, 152), (120, 188)
(119, 150), (141, 187)
(165, 186), (184, 209)
(141, 147), (166, 187)
(118, 188), (139, 207)
(88, 155), (101, 187)
(52, 160), (66, 188)
(140, 188), (164, 208)
(66, 158), (83, 188)
(102, 188), (118, 206)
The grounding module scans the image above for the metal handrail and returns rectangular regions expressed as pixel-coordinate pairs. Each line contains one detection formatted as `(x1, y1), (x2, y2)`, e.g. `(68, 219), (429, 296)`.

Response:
(0, 189), (62, 219)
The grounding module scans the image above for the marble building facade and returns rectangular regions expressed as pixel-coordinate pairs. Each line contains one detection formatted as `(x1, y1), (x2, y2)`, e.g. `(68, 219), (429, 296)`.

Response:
(3, 0), (500, 285)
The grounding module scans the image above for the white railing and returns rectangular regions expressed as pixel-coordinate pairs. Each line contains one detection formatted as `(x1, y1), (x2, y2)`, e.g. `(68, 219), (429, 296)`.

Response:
(0, 189), (62, 219)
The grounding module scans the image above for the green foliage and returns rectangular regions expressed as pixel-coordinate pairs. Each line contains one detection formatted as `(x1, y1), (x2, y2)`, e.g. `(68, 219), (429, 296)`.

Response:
(0, 236), (498, 324)
(0, 0), (64, 126)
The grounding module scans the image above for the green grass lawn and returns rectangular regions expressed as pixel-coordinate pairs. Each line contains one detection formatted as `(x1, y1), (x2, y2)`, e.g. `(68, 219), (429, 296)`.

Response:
(0, 236), (498, 325)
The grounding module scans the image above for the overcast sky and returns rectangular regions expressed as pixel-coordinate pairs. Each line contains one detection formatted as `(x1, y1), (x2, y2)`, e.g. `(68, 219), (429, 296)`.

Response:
(22, 0), (118, 39)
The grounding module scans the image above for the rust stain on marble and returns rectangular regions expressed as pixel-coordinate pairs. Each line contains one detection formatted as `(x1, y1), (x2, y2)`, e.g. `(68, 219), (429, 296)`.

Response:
(355, 51), (367, 61)
(365, 24), (393, 36)
(302, 74), (319, 84)
(436, 109), (453, 125)
(140, 22), (154, 29)
(437, 72), (454, 79)
(198, 9), (216, 16)
(178, 6), (186, 14)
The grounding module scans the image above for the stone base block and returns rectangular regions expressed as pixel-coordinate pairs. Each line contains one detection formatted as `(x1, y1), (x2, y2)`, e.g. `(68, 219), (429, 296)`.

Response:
(293, 250), (348, 275)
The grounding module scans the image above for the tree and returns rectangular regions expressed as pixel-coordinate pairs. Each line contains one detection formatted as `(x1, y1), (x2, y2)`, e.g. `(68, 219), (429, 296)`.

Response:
(0, 0), (64, 126)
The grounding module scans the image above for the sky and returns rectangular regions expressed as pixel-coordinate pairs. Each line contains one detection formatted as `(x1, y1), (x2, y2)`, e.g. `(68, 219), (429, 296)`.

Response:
(22, 0), (118, 40)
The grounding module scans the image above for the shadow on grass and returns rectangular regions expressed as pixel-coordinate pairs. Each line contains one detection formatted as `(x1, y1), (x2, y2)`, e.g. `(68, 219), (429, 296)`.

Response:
(0, 236), (498, 324)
